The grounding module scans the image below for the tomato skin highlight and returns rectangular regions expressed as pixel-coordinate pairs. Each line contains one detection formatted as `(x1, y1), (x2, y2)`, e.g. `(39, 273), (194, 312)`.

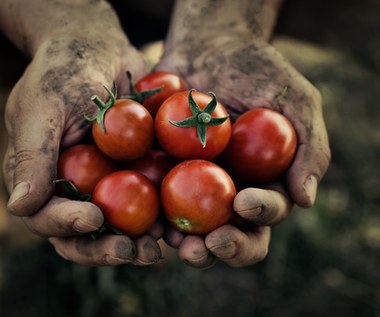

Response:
(155, 91), (231, 160)
(92, 170), (160, 237)
(57, 144), (117, 195)
(135, 71), (187, 117)
(161, 160), (236, 235)
(92, 99), (154, 161)
(224, 108), (297, 184)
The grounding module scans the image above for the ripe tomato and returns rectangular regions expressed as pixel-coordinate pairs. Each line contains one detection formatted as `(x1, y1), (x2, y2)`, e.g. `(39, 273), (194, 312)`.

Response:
(92, 170), (160, 237)
(155, 90), (231, 160)
(89, 84), (154, 161)
(125, 149), (178, 189)
(57, 144), (117, 195)
(223, 108), (297, 184)
(161, 160), (236, 235)
(134, 71), (187, 117)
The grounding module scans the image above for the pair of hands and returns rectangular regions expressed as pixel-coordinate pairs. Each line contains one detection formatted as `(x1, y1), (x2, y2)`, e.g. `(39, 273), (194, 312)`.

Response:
(2, 9), (330, 268)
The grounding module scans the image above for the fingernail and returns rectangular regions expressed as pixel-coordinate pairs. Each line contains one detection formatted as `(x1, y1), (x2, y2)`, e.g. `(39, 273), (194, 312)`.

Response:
(73, 219), (101, 233)
(209, 242), (237, 259)
(187, 251), (209, 265)
(183, 255), (216, 269)
(135, 242), (162, 265)
(105, 255), (134, 265)
(238, 207), (262, 222)
(304, 175), (318, 206)
(7, 182), (30, 209)
(102, 240), (136, 265)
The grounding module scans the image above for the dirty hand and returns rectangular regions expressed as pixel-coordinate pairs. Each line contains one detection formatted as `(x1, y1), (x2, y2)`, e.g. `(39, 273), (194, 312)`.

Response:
(1, 0), (162, 266)
(157, 0), (330, 268)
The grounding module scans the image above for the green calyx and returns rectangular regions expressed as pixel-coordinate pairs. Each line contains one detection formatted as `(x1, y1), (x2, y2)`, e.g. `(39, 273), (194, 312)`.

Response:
(85, 81), (117, 134)
(169, 90), (229, 148)
(91, 222), (124, 240)
(54, 179), (92, 202)
(122, 70), (164, 103)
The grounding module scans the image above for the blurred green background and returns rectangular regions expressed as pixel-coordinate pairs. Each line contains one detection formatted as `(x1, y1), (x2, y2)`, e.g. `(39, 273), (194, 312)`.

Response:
(1, 1), (380, 316)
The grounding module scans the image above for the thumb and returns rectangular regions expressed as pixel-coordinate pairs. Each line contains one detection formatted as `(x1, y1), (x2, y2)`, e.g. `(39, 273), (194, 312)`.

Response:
(286, 106), (331, 208)
(4, 98), (63, 217)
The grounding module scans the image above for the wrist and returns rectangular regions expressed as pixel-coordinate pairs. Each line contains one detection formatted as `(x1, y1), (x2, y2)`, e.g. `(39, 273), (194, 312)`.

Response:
(164, 0), (283, 51)
(0, 0), (126, 57)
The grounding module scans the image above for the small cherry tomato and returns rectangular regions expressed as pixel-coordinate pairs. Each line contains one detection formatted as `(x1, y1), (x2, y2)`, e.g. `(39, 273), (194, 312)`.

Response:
(223, 108), (297, 184)
(88, 83), (154, 161)
(155, 90), (231, 160)
(125, 149), (179, 189)
(57, 144), (117, 195)
(161, 160), (236, 235)
(132, 71), (187, 117)
(92, 170), (160, 237)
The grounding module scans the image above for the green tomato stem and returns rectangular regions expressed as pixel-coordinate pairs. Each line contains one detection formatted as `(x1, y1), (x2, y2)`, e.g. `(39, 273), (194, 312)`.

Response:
(169, 90), (229, 147)
(197, 112), (212, 124)
(85, 81), (118, 133)
(122, 70), (164, 102)
(54, 179), (92, 201)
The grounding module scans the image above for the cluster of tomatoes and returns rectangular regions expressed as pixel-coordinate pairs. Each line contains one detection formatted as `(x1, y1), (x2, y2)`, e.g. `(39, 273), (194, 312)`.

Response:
(56, 71), (297, 238)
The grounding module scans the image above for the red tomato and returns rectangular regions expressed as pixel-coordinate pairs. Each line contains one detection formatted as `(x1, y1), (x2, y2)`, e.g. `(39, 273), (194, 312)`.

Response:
(91, 97), (154, 161)
(57, 144), (117, 195)
(161, 160), (236, 235)
(155, 90), (231, 160)
(92, 170), (160, 237)
(223, 108), (297, 184)
(135, 71), (187, 117)
(125, 149), (179, 189)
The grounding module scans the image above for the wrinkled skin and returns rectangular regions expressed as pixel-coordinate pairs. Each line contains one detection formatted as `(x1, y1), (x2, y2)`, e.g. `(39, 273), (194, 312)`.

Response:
(156, 3), (330, 268)
(1, 1), (163, 266)
(1, 0), (331, 268)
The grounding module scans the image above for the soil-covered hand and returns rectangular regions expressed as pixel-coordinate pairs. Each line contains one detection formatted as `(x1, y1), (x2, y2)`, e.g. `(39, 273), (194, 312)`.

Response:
(157, 16), (330, 268)
(1, 0), (162, 266)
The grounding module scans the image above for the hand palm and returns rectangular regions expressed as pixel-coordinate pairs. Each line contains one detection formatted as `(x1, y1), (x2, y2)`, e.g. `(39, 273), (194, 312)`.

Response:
(156, 37), (330, 267)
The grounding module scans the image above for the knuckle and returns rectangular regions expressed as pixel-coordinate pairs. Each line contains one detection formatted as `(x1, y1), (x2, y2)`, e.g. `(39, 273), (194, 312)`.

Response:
(323, 145), (332, 166)
(311, 86), (323, 106)
(14, 149), (39, 165)
(257, 244), (269, 262)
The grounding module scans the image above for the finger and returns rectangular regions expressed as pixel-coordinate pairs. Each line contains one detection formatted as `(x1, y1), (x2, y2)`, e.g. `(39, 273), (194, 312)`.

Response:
(4, 85), (64, 216)
(3, 145), (15, 194)
(147, 217), (165, 240)
(22, 196), (104, 238)
(115, 49), (150, 97)
(233, 186), (293, 226)
(205, 224), (271, 267)
(132, 235), (162, 266)
(163, 225), (186, 248)
(49, 225), (162, 266)
(286, 96), (331, 208)
(178, 235), (217, 269)
(49, 235), (137, 266)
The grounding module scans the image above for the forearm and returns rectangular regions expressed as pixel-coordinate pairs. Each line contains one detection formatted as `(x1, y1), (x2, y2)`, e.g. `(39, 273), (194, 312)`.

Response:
(0, 0), (127, 57)
(165, 0), (283, 50)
